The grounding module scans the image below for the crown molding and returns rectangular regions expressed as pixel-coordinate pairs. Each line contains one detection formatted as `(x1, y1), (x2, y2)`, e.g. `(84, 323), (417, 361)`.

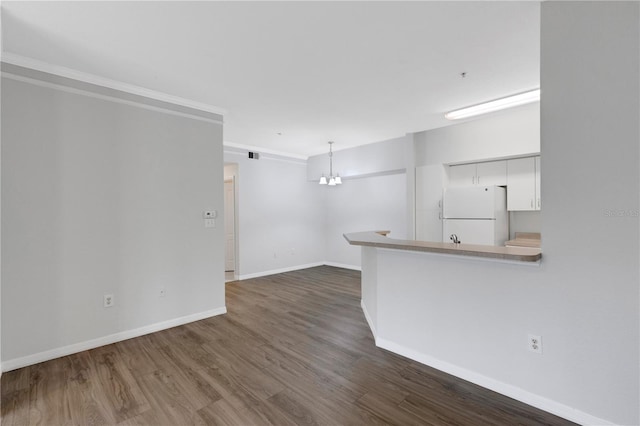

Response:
(1, 52), (226, 117)
(2, 71), (223, 126)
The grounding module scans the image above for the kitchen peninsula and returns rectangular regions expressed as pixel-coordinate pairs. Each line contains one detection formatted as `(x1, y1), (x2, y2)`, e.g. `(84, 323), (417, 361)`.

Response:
(344, 230), (545, 418)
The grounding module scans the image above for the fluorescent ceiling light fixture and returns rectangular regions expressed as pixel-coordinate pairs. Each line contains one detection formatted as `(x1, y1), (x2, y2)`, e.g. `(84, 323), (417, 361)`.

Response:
(445, 89), (540, 120)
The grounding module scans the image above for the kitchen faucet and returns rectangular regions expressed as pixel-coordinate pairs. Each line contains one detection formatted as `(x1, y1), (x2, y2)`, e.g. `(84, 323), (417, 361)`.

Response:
(450, 234), (461, 244)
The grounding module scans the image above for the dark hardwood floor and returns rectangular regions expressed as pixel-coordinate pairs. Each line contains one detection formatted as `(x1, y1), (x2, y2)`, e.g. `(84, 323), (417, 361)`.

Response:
(2, 266), (576, 425)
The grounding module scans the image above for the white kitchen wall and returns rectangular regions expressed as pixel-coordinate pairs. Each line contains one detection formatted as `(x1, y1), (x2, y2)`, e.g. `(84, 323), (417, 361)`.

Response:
(414, 102), (540, 167)
(508, 211), (540, 240)
(1, 66), (226, 368)
(363, 3), (639, 424)
(223, 147), (325, 278)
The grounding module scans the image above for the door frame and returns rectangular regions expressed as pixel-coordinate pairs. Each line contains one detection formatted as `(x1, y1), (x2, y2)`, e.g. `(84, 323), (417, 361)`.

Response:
(224, 178), (236, 276)
(223, 169), (239, 281)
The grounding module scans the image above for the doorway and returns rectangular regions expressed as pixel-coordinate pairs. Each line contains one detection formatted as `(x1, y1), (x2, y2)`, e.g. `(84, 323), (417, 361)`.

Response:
(223, 162), (239, 281)
(224, 177), (236, 282)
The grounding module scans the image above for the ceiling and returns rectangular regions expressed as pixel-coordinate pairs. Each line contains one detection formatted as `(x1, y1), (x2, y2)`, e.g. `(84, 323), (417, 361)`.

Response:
(1, 1), (540, 158)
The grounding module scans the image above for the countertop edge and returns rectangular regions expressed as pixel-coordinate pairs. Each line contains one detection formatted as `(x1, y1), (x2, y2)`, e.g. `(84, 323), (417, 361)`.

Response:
(344, 231), (542, 263)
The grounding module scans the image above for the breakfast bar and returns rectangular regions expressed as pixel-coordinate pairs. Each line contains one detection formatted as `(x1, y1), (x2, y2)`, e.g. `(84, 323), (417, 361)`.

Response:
(344, 230), (542, 263)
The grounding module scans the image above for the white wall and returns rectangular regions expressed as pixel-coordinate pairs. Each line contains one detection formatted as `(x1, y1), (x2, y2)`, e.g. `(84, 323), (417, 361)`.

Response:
(324, 172), (407, 269)
(224, 139), (408, 273)
(308, 136), (411, 269)
(1, 67), (226, 368)
(362, 3), (639, 424)
(508, 211), (540, 239)
(539, 3), (638, 420)
(307, 135), (410, 181)
(414, 102), (540, 167)
(223, 148), (325, 278)
(0, 11), (4, 372)
(361, 247), (377, 334)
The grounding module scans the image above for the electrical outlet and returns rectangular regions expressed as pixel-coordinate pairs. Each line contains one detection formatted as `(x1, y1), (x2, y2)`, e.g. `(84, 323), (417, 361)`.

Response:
(528, 334), (542, 354)
(104, 294), (114, 308)
(159, 287), (166, 297)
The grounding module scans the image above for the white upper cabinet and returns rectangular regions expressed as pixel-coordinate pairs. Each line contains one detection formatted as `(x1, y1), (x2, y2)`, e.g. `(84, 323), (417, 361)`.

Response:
(448, 163), (477, 187)
(476, 161), (507, 186)
(507, 156), (541, 211)
(448, 160), (507, 187)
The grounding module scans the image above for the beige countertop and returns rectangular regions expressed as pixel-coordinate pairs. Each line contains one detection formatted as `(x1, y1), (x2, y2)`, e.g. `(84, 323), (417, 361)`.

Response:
(505, 232), (541, 249)
(344, 231), (542, 263)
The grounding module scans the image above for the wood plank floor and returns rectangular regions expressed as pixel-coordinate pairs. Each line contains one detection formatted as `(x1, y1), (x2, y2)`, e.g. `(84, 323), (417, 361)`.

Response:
(2, 266), (576, 425)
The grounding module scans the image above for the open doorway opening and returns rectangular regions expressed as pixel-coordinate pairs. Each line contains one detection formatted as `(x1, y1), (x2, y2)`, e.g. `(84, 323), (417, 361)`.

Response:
(224, 163), (239, 282)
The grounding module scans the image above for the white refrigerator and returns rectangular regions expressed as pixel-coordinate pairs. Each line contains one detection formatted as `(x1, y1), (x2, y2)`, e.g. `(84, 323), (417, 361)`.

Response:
(442, 186), (508, 246)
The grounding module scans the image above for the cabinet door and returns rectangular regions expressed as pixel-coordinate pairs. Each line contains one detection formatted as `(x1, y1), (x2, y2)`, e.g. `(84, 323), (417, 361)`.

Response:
(507, 157), (536, 211)
(416, 209), (443, 242)
(416, 165), (444, 210)
(448, 164), (477, 187)
(535, 156), (541, 210)
(476, 160), (507, 186)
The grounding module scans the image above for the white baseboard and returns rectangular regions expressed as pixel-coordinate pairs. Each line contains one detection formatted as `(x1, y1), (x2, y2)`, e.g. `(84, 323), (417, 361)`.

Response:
(360, 299), (377, 339)
(238, 262), (324, 280)
(375, 337), (613, 426)
(324, 261), (361, 271)
(1, 307), (227, 372)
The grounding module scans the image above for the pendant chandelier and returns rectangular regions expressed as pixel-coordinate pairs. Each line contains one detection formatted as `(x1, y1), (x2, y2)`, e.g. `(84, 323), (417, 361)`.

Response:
(318, 141), (342, 186)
